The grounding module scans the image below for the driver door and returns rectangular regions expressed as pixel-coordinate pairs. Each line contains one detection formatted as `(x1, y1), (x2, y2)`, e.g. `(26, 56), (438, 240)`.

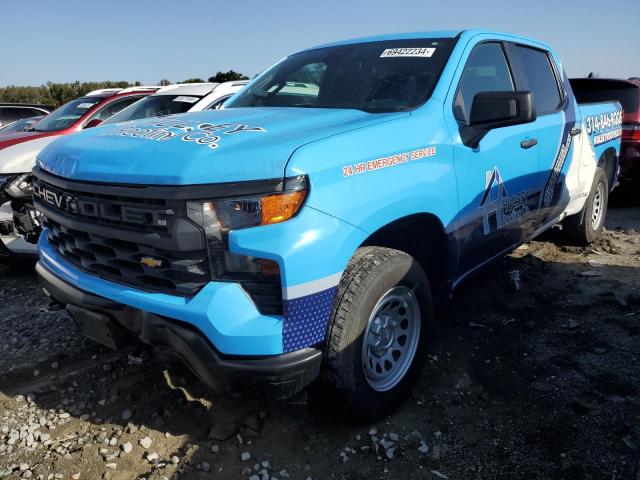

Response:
(448, 42), (541, 278)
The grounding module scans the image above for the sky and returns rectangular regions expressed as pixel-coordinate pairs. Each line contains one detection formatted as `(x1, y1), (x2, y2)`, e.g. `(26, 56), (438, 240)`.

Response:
(1, 0), (638, 87)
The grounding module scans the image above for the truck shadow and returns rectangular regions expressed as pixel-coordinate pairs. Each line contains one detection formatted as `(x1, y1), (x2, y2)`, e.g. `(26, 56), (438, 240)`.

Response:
(0, 225), (639, 479)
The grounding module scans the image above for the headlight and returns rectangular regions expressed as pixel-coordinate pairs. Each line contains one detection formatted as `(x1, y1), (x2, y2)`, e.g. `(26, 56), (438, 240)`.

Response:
(186, 176), (307, 241)
(4, 173), (34, 199)
(186, 176), (307, 294)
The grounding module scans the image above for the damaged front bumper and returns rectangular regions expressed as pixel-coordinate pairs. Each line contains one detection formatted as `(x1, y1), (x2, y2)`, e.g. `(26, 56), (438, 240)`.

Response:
(36, 260), (322, 400)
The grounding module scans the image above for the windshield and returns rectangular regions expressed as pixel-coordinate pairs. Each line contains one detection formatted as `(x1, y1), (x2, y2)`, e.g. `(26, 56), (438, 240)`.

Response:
(0, 116), (43, 133)
(33, 98), (101, 132)
(226, 38), (455, 113)
(103, 94), (203, 125)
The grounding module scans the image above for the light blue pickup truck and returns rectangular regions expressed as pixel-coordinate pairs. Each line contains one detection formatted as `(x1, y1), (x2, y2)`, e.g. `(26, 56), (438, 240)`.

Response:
(33, 30), (622, 419)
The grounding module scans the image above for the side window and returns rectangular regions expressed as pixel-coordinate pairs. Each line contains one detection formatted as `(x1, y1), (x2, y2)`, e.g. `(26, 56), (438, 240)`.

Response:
(89, 96), (143, 122)
(207, 95), (232, 110)
(454, 43), (515, 124)
(512, 46), (561, 115)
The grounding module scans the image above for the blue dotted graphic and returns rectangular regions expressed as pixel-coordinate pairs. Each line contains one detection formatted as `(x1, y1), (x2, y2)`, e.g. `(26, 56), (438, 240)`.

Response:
(282, 286), (338, 353)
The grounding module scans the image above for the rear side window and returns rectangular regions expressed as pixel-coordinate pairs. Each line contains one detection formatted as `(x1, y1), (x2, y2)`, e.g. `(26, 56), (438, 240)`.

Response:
(512, 46), (562, 115)
(207, 95), (233, 110)
(454, 42), (515, 124)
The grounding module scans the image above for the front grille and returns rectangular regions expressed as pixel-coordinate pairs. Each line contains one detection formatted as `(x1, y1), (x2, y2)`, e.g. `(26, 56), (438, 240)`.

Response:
(33, 177), (211, 297)
(33, 170), (284, 313)
(44, 217), (210, 296)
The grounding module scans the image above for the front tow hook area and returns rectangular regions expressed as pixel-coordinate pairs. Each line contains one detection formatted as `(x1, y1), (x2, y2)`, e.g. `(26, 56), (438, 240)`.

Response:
(66, 304), (133, 350)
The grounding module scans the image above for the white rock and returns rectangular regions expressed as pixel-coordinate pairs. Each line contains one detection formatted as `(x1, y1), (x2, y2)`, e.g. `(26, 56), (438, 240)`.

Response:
(122, 442), (132, 454)
(240, 451), (252, 461)
(105, 463), (117, 470)
(139, 436), (152, 449)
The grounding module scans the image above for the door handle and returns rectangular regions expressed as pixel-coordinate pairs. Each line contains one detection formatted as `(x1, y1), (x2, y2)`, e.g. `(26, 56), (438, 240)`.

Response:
(520, 138), (538, 149)
(570, 127), (582, 136)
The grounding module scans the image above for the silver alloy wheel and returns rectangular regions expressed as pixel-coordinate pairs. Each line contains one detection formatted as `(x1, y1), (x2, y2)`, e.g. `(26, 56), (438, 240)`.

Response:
(361, 286), (421, 392)
(591, 182), (605, 230)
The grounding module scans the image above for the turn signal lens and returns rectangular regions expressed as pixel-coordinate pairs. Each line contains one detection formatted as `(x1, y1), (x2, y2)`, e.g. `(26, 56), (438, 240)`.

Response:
(261, 189), (306, 225)
(186, 176), (308, 233)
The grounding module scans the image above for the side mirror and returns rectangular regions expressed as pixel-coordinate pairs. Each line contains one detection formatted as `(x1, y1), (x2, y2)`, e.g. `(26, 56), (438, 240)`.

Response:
(462, 91), (536, 148)
(84, 118), (104, 129)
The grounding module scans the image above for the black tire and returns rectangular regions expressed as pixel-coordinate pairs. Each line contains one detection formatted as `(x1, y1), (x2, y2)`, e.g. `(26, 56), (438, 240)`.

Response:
(324, 246), (433, 421)
(564, 168), (609, 245)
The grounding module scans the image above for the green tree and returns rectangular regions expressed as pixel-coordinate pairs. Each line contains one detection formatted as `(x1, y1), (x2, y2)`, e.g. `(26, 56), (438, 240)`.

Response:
(159, 79), (172, 86)
(0, 81), (131, 106)
(179, 78), (205, 84)
(207, 70), (249, 83)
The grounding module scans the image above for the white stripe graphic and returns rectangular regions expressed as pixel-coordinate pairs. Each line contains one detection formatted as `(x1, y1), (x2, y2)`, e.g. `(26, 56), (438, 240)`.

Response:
(282, 272), (343, 300)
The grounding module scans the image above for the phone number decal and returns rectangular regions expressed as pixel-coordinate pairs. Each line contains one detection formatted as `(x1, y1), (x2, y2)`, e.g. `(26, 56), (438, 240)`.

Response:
(585, 110), (623, 135)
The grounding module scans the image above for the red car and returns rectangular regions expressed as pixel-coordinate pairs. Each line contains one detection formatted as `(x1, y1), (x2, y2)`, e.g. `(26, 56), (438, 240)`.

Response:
(0, 86), (160, 162)
(0, 86), (159, 255)
(570, 77), (640, 184)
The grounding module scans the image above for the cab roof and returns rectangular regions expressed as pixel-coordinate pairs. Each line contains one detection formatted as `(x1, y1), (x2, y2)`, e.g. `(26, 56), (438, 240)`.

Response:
(153, 81), (251, 97)
(155, 83), (219, 96)
(296, 29), (550, 54)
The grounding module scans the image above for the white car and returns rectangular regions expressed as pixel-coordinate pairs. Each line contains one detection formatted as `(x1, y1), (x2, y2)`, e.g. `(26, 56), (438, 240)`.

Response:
(102, 81), (249, 125)
(0, 82), (248, 259)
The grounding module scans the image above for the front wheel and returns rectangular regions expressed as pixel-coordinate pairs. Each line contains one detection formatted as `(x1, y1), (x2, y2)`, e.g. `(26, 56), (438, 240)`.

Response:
(324, 247), (432, 421)
(564, 168), (609, 245)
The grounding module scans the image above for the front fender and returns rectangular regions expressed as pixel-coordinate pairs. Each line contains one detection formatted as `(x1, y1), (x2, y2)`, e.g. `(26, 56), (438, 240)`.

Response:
(285, 102), (457, 236)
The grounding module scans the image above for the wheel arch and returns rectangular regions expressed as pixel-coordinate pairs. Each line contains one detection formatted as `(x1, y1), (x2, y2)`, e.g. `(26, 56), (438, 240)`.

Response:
(359, 212), (452, 307)
(598, 146), (618, 189)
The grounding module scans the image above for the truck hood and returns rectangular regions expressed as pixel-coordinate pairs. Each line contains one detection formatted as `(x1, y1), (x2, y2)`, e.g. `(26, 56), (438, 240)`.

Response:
(0, 134), (62, 174)
(37, 108), (407, 184)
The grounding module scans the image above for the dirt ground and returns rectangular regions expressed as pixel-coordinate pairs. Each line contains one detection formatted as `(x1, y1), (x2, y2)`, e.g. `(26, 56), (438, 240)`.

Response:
(0, 204), (639, 480)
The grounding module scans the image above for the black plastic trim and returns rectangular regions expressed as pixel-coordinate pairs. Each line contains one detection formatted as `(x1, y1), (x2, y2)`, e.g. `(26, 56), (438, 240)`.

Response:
(33, 166), (307, 200)
(36, 261), (321, 399)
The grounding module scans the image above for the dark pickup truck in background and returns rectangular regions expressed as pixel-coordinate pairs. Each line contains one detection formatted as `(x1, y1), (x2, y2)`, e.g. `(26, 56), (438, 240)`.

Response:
(570, 78), (640, 185)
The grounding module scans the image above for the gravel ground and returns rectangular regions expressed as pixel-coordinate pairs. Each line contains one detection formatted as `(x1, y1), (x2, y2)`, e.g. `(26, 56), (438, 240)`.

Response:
(0, 206), (639, 480)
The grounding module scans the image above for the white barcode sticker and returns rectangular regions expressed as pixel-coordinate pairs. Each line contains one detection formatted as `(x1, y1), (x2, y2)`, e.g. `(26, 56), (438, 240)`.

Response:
(172, 96), (199, 103)
(380, 47), (436, 58)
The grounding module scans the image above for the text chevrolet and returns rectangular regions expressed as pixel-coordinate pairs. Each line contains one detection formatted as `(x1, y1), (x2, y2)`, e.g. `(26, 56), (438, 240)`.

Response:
(33, 31), (622, 419)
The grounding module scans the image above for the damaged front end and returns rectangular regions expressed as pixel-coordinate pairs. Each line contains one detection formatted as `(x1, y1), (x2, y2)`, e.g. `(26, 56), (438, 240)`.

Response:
(0, 174), (43, 251)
